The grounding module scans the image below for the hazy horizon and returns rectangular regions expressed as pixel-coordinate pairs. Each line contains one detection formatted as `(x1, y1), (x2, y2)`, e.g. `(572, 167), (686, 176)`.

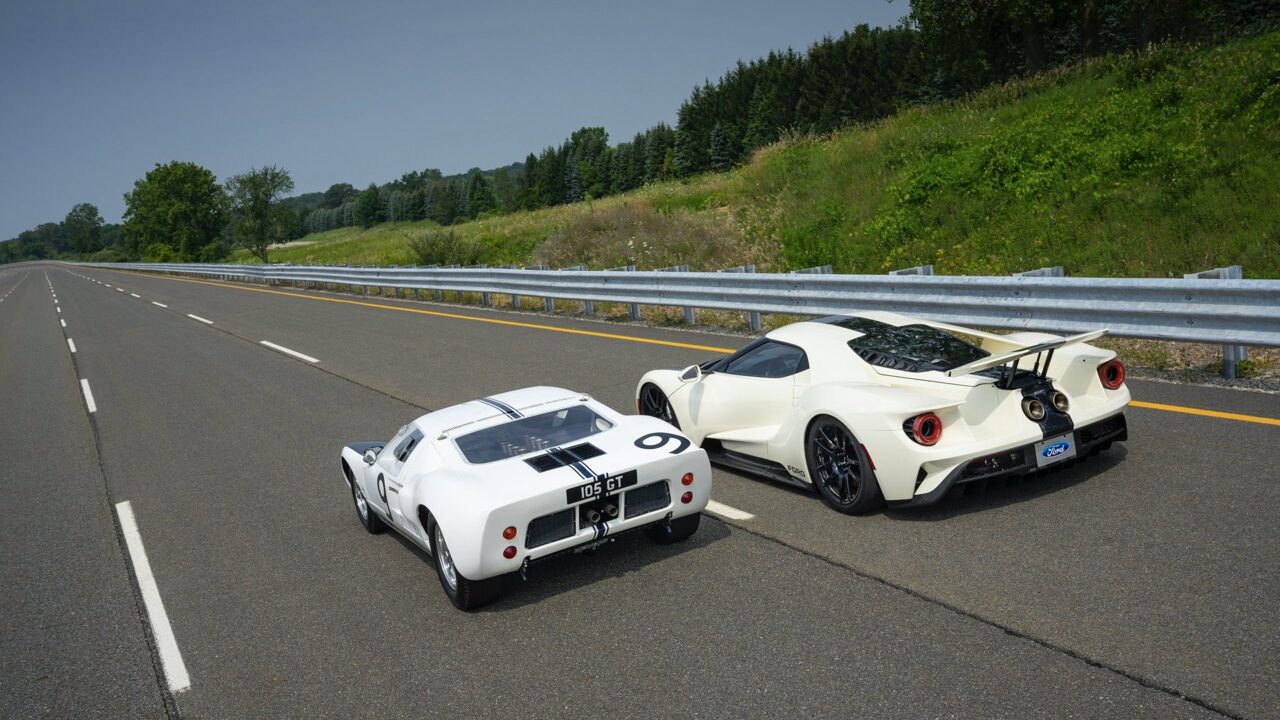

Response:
(0, 0), (906, 238)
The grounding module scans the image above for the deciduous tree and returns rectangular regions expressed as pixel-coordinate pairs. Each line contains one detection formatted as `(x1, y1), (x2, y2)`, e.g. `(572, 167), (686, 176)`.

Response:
(225, 165), (295, 263)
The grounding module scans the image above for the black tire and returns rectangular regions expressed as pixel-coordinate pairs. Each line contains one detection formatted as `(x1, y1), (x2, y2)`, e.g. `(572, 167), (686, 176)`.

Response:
(643, 513), (700, 544)
(639, 383), (680, 429)
(805, 416), (883, 515)
(431, 520), (502, 611)
(350, 473), (387, 534)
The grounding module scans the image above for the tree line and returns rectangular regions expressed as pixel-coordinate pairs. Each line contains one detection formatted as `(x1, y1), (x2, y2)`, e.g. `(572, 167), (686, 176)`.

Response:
(4, 0), (1273, 264)
(1, 162), (301, 264)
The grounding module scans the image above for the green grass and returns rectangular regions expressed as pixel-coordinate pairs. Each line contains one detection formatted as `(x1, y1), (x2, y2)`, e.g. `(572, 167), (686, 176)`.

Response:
(251, 32), (1280, 278)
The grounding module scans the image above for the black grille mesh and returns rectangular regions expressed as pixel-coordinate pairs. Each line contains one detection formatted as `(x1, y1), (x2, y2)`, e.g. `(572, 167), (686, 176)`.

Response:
(625, 482), (670, 519)
(526, 508), (575, 549)
(523, 442), (605, 473)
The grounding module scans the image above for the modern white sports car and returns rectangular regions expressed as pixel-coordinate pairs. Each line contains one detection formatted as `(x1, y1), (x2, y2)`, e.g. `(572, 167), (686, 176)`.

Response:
(636, 313), (1129, 514)
(340, 387), (711, 610)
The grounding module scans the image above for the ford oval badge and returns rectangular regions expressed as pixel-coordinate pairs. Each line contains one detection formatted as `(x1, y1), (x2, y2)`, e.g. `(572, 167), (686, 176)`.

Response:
(1042, 441), (1070, 458)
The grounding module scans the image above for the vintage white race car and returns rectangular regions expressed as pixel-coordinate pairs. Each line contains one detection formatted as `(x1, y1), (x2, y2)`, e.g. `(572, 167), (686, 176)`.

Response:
(637, 313), (1129, 514)
(340, 387), (711, 610)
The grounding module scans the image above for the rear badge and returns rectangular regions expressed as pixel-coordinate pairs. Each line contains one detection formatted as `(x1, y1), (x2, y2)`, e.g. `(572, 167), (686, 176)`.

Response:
(1034, 434), (1076, 467)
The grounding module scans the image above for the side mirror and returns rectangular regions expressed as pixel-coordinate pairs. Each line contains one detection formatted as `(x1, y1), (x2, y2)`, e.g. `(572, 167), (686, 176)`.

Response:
(363, 449), (378, 465)
(679, 364), (703, 383)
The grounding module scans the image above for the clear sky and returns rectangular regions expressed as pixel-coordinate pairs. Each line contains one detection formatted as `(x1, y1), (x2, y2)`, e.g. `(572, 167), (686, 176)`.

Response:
(0, 0), (907, 238)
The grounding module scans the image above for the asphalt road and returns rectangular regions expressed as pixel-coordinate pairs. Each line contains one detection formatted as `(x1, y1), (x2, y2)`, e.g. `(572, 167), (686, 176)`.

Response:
(2, 263), (1277, 719)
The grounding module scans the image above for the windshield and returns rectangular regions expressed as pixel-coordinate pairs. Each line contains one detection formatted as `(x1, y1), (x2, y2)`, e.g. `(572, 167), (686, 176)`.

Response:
(454, 405), (614, 464)
(848, 323), (989, 372)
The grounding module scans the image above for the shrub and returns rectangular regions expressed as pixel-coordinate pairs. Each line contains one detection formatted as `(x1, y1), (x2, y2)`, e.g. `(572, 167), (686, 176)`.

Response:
(407, 229), (484, 266)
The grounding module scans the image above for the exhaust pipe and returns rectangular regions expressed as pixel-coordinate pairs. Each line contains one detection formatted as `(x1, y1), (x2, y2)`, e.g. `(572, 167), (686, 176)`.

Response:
(583, 508), (602, 525)
(603, 503), (619, 519)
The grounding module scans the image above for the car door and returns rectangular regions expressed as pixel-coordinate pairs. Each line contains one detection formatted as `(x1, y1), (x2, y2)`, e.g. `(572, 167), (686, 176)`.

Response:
(684, 340), (808, 457)
(374, 425), (425, 529)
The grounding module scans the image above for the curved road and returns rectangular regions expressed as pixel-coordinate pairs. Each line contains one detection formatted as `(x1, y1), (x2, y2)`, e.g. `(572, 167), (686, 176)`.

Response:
(1, 263), (1276, 719)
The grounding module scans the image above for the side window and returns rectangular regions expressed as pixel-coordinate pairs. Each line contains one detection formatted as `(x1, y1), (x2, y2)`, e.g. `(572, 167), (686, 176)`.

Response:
(722, 341), (808, 379)
(394, 429), (425, 463)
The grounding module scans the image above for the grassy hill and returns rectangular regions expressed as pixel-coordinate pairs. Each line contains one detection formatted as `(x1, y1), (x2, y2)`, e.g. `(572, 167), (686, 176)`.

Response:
(246, 32), (1280, 278)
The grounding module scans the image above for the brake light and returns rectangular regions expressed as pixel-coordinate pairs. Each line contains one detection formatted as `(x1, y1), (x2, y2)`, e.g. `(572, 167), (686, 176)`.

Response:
(1098, 359), (1125, 390)
(906, 413), (943, 446)
(681, 472), (694, 486)
(502, 526), (517, 540)
(502, 546), (517, 559)
(680, 491), (693, 504)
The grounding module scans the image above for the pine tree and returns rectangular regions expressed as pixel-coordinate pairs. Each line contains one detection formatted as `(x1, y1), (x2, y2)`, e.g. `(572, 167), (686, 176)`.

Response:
(464, 169), (497, 218)
(708, 123), (731, 172)
(563, 151), (582, 203)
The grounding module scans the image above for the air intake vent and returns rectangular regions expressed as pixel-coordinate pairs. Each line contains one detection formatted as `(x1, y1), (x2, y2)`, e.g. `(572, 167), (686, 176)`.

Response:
(526, 508), (575, 549)
(625, 482), (671, 519)
(523, 442), (605, 473)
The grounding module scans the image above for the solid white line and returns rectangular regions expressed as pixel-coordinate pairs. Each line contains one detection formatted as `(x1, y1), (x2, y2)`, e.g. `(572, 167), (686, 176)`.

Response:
(152, 301), (168, 308)
(60, 319), (66, 328)
(67, 338), (76, 353)
(115, 501), (191, 693)
(259, 340), (319, 363)
(130, 293), (140, 298)
(186, 314), (214, 325)
(705, 499), (755, 521)
(79, 378), (97, 413)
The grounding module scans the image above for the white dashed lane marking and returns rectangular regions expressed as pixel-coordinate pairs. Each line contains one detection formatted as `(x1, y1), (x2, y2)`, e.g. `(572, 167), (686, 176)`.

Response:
(152, 302), (167, 308)
(259, 341), (319, 364)
(67, 338), (76, 353)
(79, 379), (97, 413)
(115, 501), (191, 693)
(705, 500), (755, 521)
(186, 314), (214, 325)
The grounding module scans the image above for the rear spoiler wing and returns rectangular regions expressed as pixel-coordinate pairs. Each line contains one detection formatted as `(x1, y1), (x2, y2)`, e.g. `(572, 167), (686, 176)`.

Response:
(945, 329), (1108, 380)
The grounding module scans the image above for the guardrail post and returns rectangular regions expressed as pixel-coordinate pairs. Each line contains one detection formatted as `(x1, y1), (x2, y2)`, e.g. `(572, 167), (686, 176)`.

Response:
(1185, 265), (1248, 378)
(523, 264), (553, 312)
(606, 265), (640, 320)
(1015, 266), (1066, 277)
(658, 265), (695, 323)
(560, 265), (592, 316)
(719, 264), (761, 331)
(889, 264), (934, 276)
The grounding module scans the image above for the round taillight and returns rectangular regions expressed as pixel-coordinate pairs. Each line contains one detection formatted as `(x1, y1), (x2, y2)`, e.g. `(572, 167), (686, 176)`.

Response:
(1051, 391), (1070, 413)
(681, 472), (694, 486)
(680, 491), (693, 504)
(910, 413), (942, 446)
(1022, 397), (1046, 421)
(502, 526), (517, 540)
(502, 546), (517, 559)
(1098, 359), (1125, 390)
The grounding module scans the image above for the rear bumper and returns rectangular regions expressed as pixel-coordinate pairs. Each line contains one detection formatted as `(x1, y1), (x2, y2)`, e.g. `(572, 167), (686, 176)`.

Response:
(891, 413), (1128, 508)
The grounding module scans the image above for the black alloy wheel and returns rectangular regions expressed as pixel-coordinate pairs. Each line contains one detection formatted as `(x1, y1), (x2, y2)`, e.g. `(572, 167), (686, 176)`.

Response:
(639, 383), (680, 429)
(806, 417), (883, 515)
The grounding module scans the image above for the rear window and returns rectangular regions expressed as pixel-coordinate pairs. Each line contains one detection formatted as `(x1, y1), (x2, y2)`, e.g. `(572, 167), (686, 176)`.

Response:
(848, 323), (989, 372)
(454, 405), (614, 464)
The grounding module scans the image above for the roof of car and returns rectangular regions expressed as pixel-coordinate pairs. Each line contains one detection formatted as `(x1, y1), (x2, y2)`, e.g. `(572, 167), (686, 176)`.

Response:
(413, 386), (585, 438)
(764, 312), (918, 345)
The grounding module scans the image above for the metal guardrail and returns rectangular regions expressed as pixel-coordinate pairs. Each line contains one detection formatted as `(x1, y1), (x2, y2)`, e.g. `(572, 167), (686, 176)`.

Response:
(85, 262), (1280, 348)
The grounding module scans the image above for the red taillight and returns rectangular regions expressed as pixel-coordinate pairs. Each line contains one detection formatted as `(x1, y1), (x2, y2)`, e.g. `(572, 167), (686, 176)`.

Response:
(681, 472), (694, 486)
(908, 413), (943, 446)
(502, 526), (517, 540)
(1098, 359), (1125, 390)
(502, 546), (517, 559)
(680, 491), (693, 504)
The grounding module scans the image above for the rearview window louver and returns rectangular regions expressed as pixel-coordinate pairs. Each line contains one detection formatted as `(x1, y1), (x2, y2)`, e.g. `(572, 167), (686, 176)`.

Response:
(523, 442), (604, 472)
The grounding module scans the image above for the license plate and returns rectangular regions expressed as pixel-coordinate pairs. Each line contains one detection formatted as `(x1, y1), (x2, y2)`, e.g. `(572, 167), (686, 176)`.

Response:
(566, 469), (638, 504)
(1034, 433), (1077, 467)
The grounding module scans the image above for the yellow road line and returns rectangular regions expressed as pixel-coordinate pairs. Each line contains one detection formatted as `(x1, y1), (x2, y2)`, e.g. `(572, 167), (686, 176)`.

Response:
(1129, 400), (1280, 427)
(106, 269), (739, 354)
(99, 268), (1279, 427)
